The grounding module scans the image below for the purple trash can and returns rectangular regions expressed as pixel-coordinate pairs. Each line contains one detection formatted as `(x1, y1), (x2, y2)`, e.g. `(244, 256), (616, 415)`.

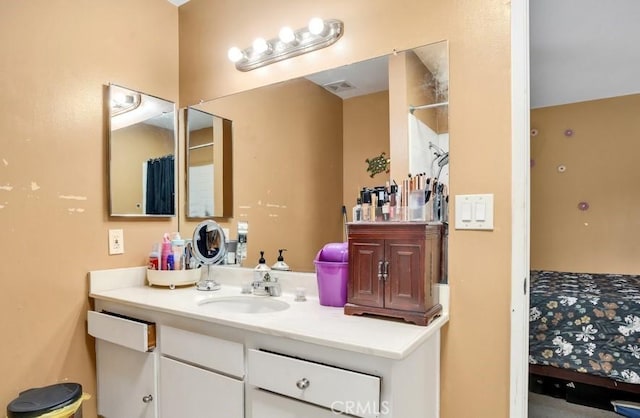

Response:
(314, 243), (349, 307)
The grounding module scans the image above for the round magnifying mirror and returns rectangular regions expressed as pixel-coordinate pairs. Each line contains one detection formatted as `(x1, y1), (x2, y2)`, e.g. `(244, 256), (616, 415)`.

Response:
(192, 220), (227, 291)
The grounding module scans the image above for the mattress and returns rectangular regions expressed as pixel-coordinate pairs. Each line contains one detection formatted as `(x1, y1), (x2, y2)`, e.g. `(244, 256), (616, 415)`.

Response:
(529, 270), (640, 384)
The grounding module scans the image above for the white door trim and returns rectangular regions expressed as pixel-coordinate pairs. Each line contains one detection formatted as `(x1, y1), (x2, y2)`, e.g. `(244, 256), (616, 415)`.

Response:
(510, 0), (531, 417)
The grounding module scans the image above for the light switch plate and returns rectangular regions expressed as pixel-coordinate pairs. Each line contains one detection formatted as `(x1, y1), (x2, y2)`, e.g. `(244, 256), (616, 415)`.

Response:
(108, 229), (125, 255)
(454, 194), (494, 230)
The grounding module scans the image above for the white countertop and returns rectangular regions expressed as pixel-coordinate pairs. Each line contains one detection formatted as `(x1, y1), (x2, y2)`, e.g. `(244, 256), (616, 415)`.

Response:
(89, 266), (449, 360)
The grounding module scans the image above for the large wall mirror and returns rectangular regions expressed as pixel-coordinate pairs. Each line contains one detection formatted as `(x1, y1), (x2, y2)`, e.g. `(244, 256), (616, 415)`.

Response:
(108, 84), (177, 217)
(185, 108), (233, 219)
(181, 40), (448, 272)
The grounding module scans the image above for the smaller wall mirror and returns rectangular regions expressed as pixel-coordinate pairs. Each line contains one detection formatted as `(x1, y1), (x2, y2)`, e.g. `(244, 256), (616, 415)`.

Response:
(108, 84), (177, 217)
(185, 107), (233, 218)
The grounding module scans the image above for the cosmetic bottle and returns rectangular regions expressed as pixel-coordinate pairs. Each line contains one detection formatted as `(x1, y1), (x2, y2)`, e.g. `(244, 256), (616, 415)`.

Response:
(160, 234), (172, 270)
(167, 253), (175, 271)
(171, 234), (185, 270)
(375, 196), (384, 221)
(148, 243), (160, 270)
(389, 183), (398, 220)
(361, 190), (372, 221)
(352, 198), (362, 222)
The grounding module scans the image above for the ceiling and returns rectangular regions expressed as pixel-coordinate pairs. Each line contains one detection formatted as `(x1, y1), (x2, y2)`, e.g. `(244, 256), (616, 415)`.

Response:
(530, 0), (640, 108)
(168, 0), (640, 108)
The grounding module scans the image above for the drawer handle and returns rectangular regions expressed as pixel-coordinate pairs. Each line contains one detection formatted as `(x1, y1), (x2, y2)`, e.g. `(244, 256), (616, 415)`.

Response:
(377, 261), (383, 280)
(383, 261), (389, 280)
(142, 394), (153, 403)
(296, 378), (310, 390)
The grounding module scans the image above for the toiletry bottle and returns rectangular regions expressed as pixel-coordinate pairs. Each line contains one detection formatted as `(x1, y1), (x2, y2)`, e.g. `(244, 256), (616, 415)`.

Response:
(271, 249), (290, 271)
(160, 234), (171, 270)
(362, 190), (372, 221)
(171, 235), (185, 270)
(167, 253), (175, 271)
(254, 251), (271, 282)
(148, 244), (160, 270)
(352, 198), (362, 222)
(389, 183), (398, 220)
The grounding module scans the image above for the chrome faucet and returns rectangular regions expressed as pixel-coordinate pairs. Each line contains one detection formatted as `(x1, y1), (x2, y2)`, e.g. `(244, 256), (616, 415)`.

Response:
(252, 272), (281, 297)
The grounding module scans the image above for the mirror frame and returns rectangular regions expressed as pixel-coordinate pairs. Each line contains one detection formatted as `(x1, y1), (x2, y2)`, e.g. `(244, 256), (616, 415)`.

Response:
(108, 83), (177, 217)
(184, 107), (234, 220)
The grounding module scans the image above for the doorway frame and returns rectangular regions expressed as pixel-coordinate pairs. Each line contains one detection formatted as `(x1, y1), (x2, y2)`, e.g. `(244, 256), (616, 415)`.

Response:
(510, 0), (531, 417)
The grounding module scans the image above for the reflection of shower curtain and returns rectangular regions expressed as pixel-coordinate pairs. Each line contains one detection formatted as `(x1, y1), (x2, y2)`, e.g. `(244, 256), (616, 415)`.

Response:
(408, 114), (449, 184)
(146, 155), (174, 215)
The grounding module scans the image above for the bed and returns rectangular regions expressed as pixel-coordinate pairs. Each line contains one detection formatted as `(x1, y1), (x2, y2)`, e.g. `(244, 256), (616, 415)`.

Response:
(529, 270), (640, 394)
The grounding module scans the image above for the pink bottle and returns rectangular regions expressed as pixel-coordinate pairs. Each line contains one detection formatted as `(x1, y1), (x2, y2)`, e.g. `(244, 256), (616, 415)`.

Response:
(160, 234), (172, 270)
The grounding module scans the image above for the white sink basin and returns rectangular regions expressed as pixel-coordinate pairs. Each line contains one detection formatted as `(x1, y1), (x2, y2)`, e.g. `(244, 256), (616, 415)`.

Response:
(198, 296), (289, 314)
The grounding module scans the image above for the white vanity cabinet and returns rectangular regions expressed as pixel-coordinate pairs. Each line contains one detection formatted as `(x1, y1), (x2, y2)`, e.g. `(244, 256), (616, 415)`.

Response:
(88, 267), (447, 418)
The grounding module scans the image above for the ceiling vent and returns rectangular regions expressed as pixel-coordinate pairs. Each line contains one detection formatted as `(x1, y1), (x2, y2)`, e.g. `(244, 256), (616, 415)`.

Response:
(322, 80), (356, 93)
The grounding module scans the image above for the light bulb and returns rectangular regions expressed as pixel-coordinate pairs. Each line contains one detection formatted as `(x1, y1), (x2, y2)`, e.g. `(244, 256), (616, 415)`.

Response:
(227, 47), (244, 63)
(279, 26), (295, 44)
(111, 92), (127, 106)
(308, 17), (325, 35)
(252, 37), (269, 54)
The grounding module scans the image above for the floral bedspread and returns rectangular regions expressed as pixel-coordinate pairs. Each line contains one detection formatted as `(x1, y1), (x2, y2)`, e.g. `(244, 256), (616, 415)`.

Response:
(529, 270), (640, 384)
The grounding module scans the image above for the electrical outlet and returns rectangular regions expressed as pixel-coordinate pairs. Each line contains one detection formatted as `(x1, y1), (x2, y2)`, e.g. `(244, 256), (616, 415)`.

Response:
(108, 229), (125, 255)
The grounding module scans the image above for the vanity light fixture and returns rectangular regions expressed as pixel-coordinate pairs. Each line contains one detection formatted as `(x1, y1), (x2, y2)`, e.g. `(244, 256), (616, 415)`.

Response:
(228, 17), (344, 72)
(110, 89), (141, 117)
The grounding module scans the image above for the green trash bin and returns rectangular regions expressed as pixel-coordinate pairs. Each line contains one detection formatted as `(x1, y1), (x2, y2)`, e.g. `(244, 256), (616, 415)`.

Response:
(6, 383), (83, 418)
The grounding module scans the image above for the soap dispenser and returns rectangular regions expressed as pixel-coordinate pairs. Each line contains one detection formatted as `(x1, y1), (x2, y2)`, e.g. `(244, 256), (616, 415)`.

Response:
(254, 251), (271, 282)
(271, 249), (290, 271)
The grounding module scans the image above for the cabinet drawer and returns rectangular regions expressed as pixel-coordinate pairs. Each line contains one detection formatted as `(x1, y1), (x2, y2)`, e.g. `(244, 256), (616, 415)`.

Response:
(160, 325), (244, 378)
(250, 388), (358, 418)
(247, 349), (380, 418)
(88, 310), (155, 352)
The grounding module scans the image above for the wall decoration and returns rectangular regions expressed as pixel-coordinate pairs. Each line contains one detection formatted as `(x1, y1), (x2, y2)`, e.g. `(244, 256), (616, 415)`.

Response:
(365, 152), (390, 178)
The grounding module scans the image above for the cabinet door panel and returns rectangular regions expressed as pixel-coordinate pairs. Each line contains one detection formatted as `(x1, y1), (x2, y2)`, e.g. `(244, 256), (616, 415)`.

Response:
(385, 239), (424, 311)
(160, 356), (243, 418)
(348, 240), (384, 307)
(96, 340), (157, 418)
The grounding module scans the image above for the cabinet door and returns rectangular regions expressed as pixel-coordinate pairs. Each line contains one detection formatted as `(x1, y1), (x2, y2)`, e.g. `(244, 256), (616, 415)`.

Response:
(384, 239), (425, 312)
(96, 340), (157, 418)
(348, 239), (385, 307)
(159, 356), (244, 418)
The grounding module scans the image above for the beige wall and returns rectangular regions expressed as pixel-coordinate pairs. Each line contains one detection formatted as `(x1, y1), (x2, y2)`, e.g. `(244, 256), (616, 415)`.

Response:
(0, 1), (178, 416)
(179, 1), (512, 418)
(531, 94), (640, 274)
(343, 91), (390, 215)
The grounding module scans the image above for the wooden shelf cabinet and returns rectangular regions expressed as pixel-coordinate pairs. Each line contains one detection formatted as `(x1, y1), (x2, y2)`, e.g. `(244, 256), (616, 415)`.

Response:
(345, 222), (442, 326)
